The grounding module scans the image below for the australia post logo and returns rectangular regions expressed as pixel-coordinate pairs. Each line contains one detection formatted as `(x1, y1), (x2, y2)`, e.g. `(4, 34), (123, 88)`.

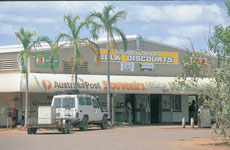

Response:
(42, 80), (52, 90)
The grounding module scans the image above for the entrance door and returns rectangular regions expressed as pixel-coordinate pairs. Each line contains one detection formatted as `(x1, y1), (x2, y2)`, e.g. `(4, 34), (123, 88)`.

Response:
(135, 95), (150, 124)
(150, 95), (160, 124)
(126, 94), (135, 123)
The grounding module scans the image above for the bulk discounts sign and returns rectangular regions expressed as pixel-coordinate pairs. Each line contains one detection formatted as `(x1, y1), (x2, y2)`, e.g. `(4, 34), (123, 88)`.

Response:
(99, 49), (178, 64)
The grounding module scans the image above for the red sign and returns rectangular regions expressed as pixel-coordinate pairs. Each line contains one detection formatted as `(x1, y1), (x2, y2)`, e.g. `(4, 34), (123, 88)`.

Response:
(103, 81), (146, 91)
(42, 80), (52, 90)
(37, 55), (45, 64)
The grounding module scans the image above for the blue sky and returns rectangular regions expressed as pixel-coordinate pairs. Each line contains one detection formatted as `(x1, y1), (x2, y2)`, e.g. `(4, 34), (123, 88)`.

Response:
(0, 1), (228, 51)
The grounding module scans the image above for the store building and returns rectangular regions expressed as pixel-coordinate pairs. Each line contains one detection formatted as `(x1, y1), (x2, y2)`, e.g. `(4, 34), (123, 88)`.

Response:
(0, 35), (214, 126)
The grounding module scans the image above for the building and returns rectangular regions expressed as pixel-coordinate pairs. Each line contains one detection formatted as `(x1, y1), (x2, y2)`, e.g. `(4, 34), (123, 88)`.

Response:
(0, 35), (214, 126)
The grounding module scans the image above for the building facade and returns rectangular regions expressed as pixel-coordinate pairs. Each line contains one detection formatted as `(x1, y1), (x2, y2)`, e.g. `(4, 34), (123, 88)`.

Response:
(0, 35), (215, 126)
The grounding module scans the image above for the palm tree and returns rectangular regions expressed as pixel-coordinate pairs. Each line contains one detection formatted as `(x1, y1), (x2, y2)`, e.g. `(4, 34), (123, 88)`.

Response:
(87, 5), (128, 122)
(58, 14), (101, 93)
(15, 27), (41, 126)
(39, 36), (65, 73)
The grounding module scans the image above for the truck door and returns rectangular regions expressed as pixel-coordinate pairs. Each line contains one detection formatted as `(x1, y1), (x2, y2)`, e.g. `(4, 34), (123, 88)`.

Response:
(52, 97), (62, 118)
(61, 97), (76, 119)
(92, 97), (103, 121)
(78, 95), (87, 121)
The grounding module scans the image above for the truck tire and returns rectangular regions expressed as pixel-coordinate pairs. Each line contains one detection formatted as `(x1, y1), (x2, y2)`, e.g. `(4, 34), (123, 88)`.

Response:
(62, 121), (68, 134)
(80, 117), (88, 131)
(67, 121), (71, 134)
(27, 128), (32, 134)
(100, 115), (108, 129)
(32, 128), (37, 134)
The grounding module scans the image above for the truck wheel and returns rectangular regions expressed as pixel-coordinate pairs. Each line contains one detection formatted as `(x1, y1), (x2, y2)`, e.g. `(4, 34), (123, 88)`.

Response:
(100, 116), (108, 129)
(80, 117), (88, 131)
(32, 128), (37, 134)
(67, 121), (71, 134)
(27, 128), (32, 134)
(62, 121), (68, 134)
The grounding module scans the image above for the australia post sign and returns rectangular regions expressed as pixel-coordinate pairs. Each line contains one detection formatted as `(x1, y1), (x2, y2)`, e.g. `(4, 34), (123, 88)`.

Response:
(24, 73), (198, 94)
(99, 49), (178, 64)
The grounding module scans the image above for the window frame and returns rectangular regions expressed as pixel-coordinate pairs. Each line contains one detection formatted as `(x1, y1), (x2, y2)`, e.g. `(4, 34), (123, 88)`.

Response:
(172, 95), (182, 112)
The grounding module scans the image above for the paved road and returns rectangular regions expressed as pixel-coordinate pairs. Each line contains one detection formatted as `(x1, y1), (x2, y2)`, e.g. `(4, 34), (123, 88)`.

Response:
(0, 126), (211, 150)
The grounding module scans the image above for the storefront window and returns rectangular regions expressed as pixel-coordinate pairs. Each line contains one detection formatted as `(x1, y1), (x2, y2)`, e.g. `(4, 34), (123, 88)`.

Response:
(172, 95), (181, 112)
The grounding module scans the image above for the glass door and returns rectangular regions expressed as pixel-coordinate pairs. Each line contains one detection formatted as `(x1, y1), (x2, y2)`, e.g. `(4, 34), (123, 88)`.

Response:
(135, 95), (150, 124)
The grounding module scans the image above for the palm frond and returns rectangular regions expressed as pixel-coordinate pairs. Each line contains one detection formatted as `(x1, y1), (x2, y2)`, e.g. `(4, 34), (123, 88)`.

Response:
(112, 27), (127, 51)
(64, 14), (80, 39)
(81, 38), (100, 65)
(87, 11), (106, 25)
(57, 33), (72, 42)
(103, 5), (114, 22)
(110, 10), (127, 25)
(76, 21), (88, 37)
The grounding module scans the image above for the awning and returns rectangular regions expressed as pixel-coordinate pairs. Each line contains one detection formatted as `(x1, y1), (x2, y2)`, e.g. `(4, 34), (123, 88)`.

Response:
(1, 73), (210, 94)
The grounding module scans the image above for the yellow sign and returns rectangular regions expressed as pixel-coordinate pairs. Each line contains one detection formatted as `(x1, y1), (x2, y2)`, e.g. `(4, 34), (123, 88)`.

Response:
(99, 49), (178, 64)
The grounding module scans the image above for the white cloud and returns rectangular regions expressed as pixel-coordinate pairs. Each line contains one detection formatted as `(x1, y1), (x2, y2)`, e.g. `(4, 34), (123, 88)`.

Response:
(0, 13), (57, 24)
(148, 35), (162, 43)
(162, 36), (190, 48)
(128, 4), (224, 24)
(32, 18), (57, 24)
(167, 25), (209, 38)
(0, 23), (18, 36)
(53, 1), (106, 14)
(0, 1), (107, 24)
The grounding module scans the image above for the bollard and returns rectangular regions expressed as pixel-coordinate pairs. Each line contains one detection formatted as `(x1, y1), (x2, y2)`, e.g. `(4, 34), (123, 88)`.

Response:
(182, 117), (186, 128)
(191, 118), (194, 128)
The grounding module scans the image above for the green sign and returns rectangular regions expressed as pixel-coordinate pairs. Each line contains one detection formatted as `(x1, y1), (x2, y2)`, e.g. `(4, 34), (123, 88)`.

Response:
(35, 52), (59, 68)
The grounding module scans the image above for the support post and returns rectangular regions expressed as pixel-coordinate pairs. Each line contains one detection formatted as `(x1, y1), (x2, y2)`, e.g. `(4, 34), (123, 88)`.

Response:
(182, 117), (186, 128)
(191, 118), (194, 128)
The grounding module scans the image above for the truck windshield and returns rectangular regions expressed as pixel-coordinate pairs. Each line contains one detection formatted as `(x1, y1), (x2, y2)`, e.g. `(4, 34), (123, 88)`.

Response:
(62, 98), (75, 108)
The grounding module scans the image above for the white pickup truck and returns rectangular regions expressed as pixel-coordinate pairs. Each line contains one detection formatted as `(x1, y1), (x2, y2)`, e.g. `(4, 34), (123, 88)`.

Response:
(27, 94), (108, 134)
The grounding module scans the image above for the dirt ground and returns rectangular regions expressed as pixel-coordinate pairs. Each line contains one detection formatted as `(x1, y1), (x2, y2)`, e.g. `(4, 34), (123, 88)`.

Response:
(0, 126), (229, 150)
(172, 137), (230, 150)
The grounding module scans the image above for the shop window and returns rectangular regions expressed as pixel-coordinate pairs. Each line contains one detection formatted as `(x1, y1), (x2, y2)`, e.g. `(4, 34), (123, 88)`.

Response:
(172, 95), (181, 112)
(53, 98), (61, 108)
(85, 96), (92, 106)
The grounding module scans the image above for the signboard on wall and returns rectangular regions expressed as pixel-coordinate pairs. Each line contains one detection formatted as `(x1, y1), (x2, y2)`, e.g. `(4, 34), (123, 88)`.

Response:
(35, 52), (59, 68)
(99, 49), (178, 64)
(121, 62), (134, 72)
(140, 63), (154, 71)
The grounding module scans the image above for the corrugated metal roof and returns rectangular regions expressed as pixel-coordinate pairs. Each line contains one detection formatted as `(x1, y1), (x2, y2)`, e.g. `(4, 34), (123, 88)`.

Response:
(0, 35), (138, 54)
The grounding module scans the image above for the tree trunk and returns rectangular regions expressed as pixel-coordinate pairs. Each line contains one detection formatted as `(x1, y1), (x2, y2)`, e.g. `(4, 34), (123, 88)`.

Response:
(74, 64), (78, 94)
(107, 34), (111, 123)
(24, 68), (28, 127)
